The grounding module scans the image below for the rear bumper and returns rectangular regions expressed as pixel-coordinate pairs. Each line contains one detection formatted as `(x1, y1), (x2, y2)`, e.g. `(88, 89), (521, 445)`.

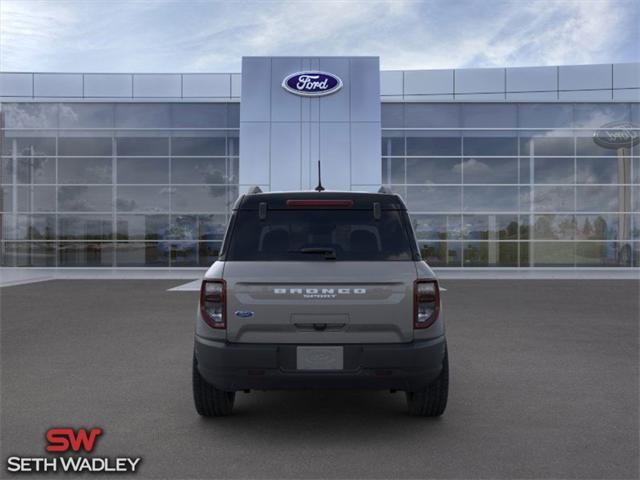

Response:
(194, 335), (446, 392)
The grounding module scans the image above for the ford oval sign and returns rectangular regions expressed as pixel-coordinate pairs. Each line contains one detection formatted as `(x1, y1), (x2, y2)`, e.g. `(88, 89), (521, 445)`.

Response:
(282, 71), (343, 97)
(593, 121), (640, 149)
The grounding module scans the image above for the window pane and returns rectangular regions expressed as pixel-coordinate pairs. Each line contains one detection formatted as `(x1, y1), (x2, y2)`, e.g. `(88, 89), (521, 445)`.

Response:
(2, 137), (56, 156)
(169, 242), (199, 266)
(576, 186), (624, 212)
(228, 134), (239, 157)
(59, 214), (113, 240)
(114, 104), (171, 128)
(521, 136), (574, 156)
(17, 186), (56, 212)
(0, 186), (12, 211)
(1, 158), (12, 182)
(462, 215), (518, 240)
(463, 137), (518, 156)
(116, 186), (170, 212)
(198, 242), (220, 266)
(115, 242), (169, 266)
(404, 104), (460, 128)
(381, 104), (404, 128)
(533, 186), (574, 212)
(405, 186), (461, 212)
(116, 214), (169, 240)
(6, 214), (56, 240)
(171, 104), (227, 128)
(573, 104), (630, 128)
(171, 186), (236, 213)
(59, 103), (114, 128)
(116, 137), (168, 156)
(518, 104), (573, 129)
(163, 215), (199, 242)
(576, 157), (628, 184)
(463, 242), (518, 267)
(171, 137), (226, 156)
(58, 137), (113, 156)
(171, 158), (227, 184)
(576, 137), (620, 157)
(2, 242), (56, 266)
(531, 242), (574, 266)
(462, 157), (518, 184)
(533, 215), (576, 240)
(406, 158), (461, 184)
(117, 158), (169, 184)
(411, 214), (462, 240)
(575, 242), (632, 267)
(58, 186), (112, 212)
(576, 214), (629, 241)
(17, 157), (56, 184)
(534, 158), (574, 184)
(59, 243), (114, 266)
(406, 136), (461, 156)
(175, 214), (227, 240)
(383, 158), (404, 184)
(463, 187), (519, 212)
(59, 158), (112, 184)
(381, 133), (404, 156)
(520, 157), (531, 184)
(228, 104), (239, 127)
(419, 241), (462, 267)
(3, 103), (58, 128)
(462, 104), (517, 128)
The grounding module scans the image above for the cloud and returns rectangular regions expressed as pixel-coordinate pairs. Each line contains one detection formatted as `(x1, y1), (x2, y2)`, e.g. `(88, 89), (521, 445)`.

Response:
(0, 0), (637, 73)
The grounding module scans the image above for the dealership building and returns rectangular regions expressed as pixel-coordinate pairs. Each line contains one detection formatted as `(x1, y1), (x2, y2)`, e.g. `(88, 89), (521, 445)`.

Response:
(0, 57), (639, 269)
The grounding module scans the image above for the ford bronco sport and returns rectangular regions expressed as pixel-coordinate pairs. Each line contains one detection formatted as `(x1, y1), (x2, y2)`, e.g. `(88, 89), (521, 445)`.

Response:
(193, 188), (448, 416)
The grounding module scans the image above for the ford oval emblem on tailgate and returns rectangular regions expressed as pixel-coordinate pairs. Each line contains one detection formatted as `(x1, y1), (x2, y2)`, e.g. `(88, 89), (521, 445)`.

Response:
(235, 310), (254, 318)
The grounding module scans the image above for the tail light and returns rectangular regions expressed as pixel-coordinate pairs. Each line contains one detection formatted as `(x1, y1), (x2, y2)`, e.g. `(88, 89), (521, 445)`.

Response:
(414, 280), (440, 329)
(200, 279), (226, 329)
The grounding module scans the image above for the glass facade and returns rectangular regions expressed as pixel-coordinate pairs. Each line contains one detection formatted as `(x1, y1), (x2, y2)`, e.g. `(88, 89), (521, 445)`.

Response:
(0, 102), (239, 266)
(1, 100), (638, 268)
(382, 103), (640, 267)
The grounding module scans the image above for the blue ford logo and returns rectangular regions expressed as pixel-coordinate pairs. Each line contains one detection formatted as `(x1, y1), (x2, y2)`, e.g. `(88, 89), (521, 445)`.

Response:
(282, 71), (343, 97)
(234, 310), (254, 318)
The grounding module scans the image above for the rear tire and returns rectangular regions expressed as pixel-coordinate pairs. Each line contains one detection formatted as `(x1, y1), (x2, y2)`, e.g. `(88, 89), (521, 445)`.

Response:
(406, 346), (449, 417)
(192, 354), (235, 417)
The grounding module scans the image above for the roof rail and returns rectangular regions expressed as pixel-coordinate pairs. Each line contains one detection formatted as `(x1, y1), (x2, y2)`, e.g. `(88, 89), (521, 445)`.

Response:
(378, 185), (393, 194)
(247, 186), (263, 194)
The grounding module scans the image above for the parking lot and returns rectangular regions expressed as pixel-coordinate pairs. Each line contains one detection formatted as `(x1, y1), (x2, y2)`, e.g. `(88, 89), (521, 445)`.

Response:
(1, 279), (638, 479)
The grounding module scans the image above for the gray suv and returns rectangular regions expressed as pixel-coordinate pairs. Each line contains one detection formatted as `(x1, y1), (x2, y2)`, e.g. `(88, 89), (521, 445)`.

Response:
(193, 188), (448, 416)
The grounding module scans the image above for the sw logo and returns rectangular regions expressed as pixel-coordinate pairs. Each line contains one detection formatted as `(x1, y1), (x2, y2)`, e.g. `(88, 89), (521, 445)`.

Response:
(5, 426), (141, 474)
(46, 427), (103, 453)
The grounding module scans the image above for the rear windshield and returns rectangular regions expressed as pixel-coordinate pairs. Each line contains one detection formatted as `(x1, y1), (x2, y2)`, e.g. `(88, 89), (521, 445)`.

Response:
(224, 210), (416, 261)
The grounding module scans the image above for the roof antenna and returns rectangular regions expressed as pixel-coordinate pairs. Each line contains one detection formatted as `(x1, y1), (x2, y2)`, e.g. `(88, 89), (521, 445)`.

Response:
(314, 160), (325, 192)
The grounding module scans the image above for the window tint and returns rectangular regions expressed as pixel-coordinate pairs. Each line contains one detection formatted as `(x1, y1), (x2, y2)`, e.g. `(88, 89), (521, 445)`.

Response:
(226, 210), (415, 261)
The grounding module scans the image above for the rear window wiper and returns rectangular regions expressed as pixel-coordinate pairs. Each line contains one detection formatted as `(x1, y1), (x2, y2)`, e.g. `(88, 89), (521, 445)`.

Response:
(295, 247), (337, 260)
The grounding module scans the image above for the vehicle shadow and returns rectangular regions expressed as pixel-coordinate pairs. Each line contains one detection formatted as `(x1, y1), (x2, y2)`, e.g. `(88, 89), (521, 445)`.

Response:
(193, 390), (447, 443)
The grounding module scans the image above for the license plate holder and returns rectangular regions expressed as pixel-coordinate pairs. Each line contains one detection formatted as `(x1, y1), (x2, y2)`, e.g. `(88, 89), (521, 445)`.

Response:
(296, 346), (344, 370)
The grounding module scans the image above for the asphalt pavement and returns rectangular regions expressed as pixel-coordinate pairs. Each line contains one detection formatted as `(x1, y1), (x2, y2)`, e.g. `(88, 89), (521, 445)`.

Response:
(1, 279), (638, 479)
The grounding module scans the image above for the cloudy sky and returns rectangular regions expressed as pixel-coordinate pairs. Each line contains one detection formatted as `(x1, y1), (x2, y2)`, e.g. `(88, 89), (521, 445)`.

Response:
(0, 0), (638, 73)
